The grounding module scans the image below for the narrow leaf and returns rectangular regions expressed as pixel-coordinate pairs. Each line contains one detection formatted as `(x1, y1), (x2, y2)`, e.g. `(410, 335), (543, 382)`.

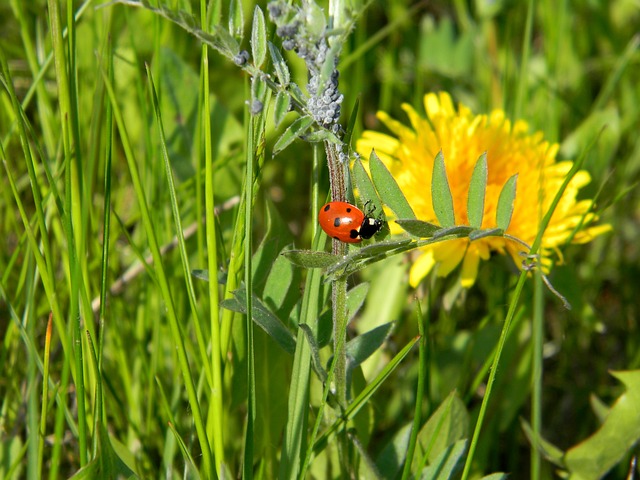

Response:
(432, 150), (455, 227)
(273, 90), (291, 128)
(346, 283), (370, 321)
(281, 249), (339, 269)
(353, 157), (384, 218)
(301, 129), (341, 144)
(298, 324), (327, 382)
(395, 219), (440, 238)
(222, 290), (297, 354)
(250, 6), (266, 67)
(479, 474), (509, 480)
(496, 174), (518, 231)
(272, 116), (314, 155)
(346, 322), (394, 366)
(268, 42), (290, 85)
(191, 269), (209, 282)
(420, 439), (468, 480)
(520, 419), (565, 467)
(467, 152), (487, 229)
(313, 336), (420, 453)
(432, 225), (474, 239)
(564, 370), (640, 479)
(369, 150), (416, 220)
(228, 0), (244, 40)
(469, 228), (504, 241)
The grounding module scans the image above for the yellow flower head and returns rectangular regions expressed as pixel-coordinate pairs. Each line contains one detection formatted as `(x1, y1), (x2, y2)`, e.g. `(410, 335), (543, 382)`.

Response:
(357, 92), (610, 288)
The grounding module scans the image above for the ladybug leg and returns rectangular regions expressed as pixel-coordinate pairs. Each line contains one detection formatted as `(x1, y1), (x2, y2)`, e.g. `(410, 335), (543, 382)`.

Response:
(362, 199), (377, 217)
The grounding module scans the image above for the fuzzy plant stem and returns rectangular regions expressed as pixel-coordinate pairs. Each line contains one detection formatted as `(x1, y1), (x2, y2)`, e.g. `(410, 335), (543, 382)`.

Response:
(325, 141), (348, 408)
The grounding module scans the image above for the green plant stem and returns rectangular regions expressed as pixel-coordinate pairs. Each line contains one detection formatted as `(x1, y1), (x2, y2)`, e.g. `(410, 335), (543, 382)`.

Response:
(332, 278), (349, 408)
(325, 141), (349, 408)
(531, 268), (544, 479)
(26, 259), (37, 480)
(401, 301), (427, 480)
(325, 138), (349, 471)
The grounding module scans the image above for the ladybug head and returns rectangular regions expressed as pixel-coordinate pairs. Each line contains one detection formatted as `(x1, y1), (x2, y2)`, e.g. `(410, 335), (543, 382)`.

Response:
(358, 216), (383, 240)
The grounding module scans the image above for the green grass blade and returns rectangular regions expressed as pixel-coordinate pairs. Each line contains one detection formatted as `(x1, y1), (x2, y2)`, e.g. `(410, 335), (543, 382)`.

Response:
(146, 65), (213, 389)
(100, 66), (213, 478)
(201, 24), (225, 475)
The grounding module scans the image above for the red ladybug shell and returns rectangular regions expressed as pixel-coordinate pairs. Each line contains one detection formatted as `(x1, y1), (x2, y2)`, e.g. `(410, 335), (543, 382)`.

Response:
(318, 201), (382, 243)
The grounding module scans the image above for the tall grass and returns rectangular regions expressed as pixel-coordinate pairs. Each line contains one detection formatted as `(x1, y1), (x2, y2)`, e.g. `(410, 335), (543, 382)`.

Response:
(1, 0), (639, 479)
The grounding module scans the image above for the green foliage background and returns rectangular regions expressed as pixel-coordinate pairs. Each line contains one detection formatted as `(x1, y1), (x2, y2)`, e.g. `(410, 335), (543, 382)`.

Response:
(0, 0), (639, 478)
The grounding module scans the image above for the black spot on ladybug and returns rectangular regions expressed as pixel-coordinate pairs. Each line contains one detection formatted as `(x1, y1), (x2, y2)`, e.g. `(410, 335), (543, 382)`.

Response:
(349, 229), (359, 239)
(323, 204), (331, 212)
(333, 218), (341, 227)
(346, 207), (352, 212)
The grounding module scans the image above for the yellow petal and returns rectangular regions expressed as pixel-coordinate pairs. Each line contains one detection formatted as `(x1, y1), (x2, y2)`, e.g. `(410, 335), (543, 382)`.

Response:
(409, 249), (436, 287)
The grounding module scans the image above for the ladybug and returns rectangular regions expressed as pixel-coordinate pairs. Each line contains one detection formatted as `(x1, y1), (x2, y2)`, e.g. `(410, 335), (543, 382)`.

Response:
(318, 201), (383, 243)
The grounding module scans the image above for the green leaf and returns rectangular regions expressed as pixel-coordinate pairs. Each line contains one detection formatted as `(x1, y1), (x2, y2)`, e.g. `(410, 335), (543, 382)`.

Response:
(222, 290), (297, 354)
(346, 322), (394, 366)
(469, 228), (504, 241)
(564, 370), (640, 479)
(432, 150), (455, 227)
(251, 73), (268, 105)
(467, 152), (488, 229)
(376, 388), (468, 479)
(520, 419), (565, 467)
(369, 150), (416, 220)
(298, 324), (327, 382)
(314, 336), (420, 454)
(268, 42), (290, 86)
(261, 245), (301, 319)
(273, 90), (290, 128)
(479, 473), (509, 480)
(191, 269), (209, 282)
(395, 219), (440, 238)
(420, 439), (467, 480)
(433, 225), (474, 239)
(353, 157), (383, 214)
(411, 392), (469, 474)
(301, 128), (341, 144)
(346, 283), (370, 322)
(496, 174), (518, 231)
(281, 249), (339, 269)
(272, 116), (314, 155)
(228, 0), (244, 40)
(69, 421), (137, 479)
(250, 6), (266, 67)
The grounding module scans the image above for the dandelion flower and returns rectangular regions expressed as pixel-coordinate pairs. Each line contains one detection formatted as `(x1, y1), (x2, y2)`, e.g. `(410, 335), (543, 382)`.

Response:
(357, 92), (610, 288)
